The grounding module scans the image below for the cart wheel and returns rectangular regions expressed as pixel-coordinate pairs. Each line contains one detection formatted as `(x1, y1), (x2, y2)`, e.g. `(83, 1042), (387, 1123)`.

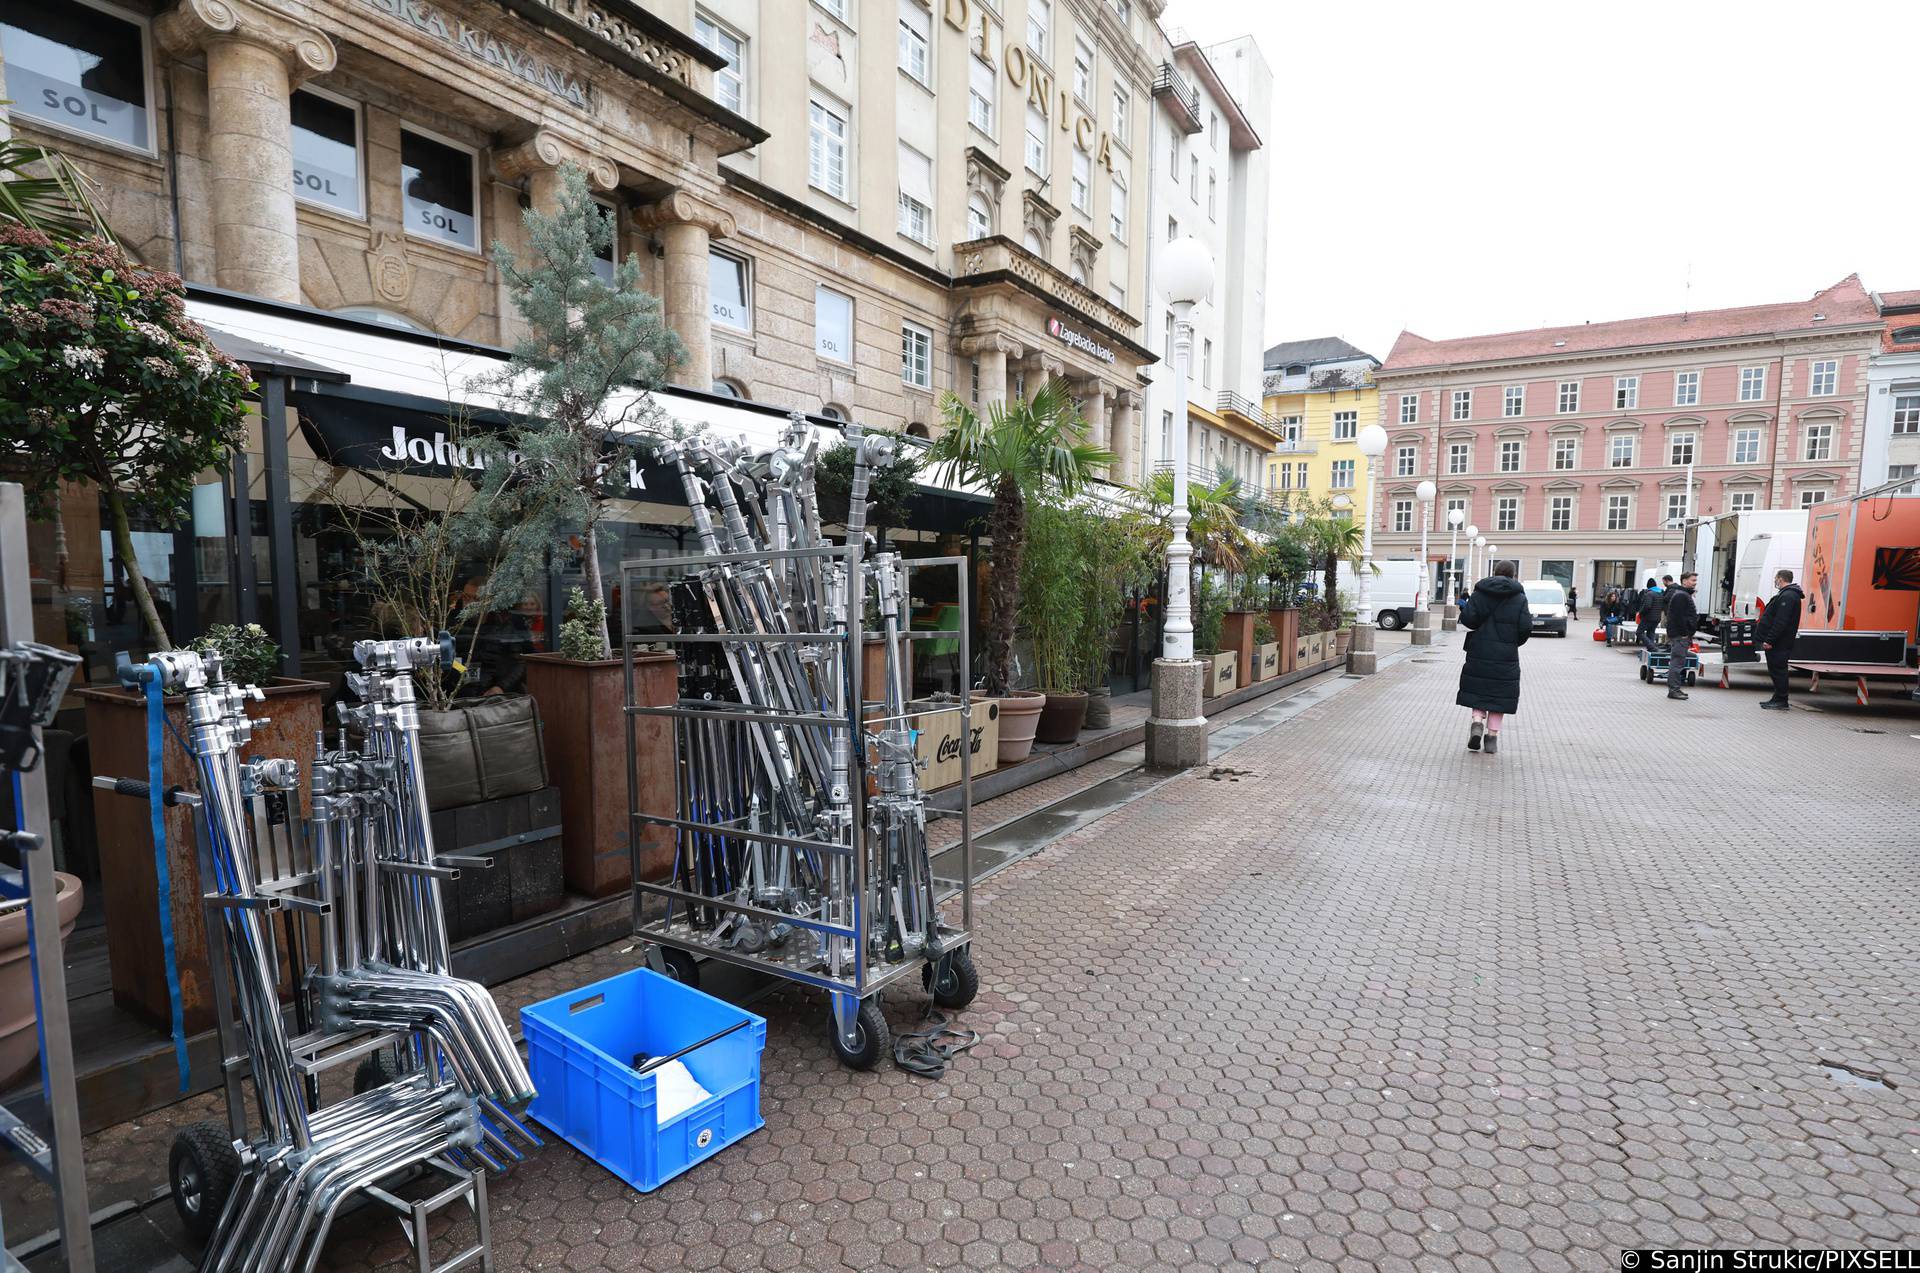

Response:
(922, 947), (980, 1010)
(826, 997), (890, 1070)
(1639, 664), (1650, 682)
(655, 946), (700, 989)
(1686, 670), (1698, 686)
(353, 1046), (403, 1096)
(170, 1121), (241, 1245)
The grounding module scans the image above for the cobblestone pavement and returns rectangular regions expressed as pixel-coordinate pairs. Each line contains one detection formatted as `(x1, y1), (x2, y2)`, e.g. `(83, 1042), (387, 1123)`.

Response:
(27, 630), (1920, 1269)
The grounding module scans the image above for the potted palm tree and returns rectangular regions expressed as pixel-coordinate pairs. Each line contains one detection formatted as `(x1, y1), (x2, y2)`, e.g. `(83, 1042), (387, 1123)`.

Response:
(929, 381), (1111, 763)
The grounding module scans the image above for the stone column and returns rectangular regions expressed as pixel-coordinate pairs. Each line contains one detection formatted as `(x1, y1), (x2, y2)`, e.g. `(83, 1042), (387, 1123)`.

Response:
(158, 0), (336, 303)
(961, 335), (1022, 410)
(1110, 390), (1140, 485)
(637, 191), (737, 392)
(496, 130), (619, 215)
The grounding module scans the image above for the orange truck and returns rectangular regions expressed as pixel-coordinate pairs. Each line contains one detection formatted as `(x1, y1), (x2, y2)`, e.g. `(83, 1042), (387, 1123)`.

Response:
(1797, 484), (1920, 677)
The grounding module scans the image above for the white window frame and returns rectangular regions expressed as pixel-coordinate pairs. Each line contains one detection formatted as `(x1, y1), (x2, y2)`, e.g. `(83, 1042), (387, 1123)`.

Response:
(1072, 35), (1094, 105)
(1444, 496), (1469, 526)
(1188, 154), (1198, 200)
(1892, 393), (1920, 435)
(1809, 358), (1837, 397)
(966, 192), (992, 241)
(896, 142), (933, 246)
(1026, 0), (1050, 58)
(1728, 490), (1757, 513)
(1391, 499), (1414, 533)
(1732, 427), (1762, 465)
(708, 248), (752, 332)
(1606, 494), (1632, 531)
(1206, 171), (1216, 220)
(1614, 375), (1639, 410)
(290, 84), (366, 220)
(1109, 174), (1127, 241)
(1673, 369), (1699, 407)
(1395, 445), (1416, 477)
(1452, 388), (1472, 421)
(1739, 365), (1767, 402)
(897, 8), (931, 87)
(1552, 437), (1577, 470)
(1803, 421), (1832, 461)
(399, 123), (482, 255)
(1669, 432), (1695, 466)
(1799, 488), (1829, 509)
(1024, 102), (1048, 175)
(968, 55), (996, 134)
(1549, 495), (1573, 531)
(1495, 495), (1519, 533)
(1665, 491), (1689, 526)
(589, 197), (619, 284)
(1609, 434), (1634, 467)
(1447, 442), (1470, 475)
(1331, 459), (1355, 489)
(2, 0), (158, 156)
(1557, 380), (1580, 413)
(1498, 439), (1522, 473)
(814, 284), (853, 364)
(1399, 394), (1418, 425)
(901, 321), (933, 389)
(1503, 385), (1523, 417)
(694, 12), (746, 114)
(1333, 410), (1357, 441)
(1111, 85), (1130, 144)
(1070, 147), (1091, 214)
(808, 96), (851, 202)
(814, 0), (851, 23)
(1202, 338), (1213, 388)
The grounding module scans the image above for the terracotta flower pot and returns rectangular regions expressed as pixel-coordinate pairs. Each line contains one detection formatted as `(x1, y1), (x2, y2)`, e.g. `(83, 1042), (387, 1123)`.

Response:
(0, 872), (84, 1088)
(1034, 690), (1088, 744)
(1334, 628), (1353, 659)
(982, 690), (1045, 763)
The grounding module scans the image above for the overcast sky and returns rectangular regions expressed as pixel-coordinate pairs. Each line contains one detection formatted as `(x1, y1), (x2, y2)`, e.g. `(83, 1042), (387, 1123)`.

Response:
(1159, 0), (1919, 363)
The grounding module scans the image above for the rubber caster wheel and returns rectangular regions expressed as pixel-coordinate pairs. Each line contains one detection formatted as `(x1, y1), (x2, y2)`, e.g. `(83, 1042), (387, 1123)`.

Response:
(1686, 670), (1698, 686)
(654, 946), (699, 988)
(826, 997), (890, 1070)
(353, 1047), (403, 1096)
(170, 1121), (241, 1245)
(1639, 664), (1650, 682)
(922, 947), (980, 1010)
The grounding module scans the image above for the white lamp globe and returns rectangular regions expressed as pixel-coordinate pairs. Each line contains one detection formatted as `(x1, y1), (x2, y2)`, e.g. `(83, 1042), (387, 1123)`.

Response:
(1487, 544), (1498, 556)
(1417, 480), (1437, 503)
(1447, 507), (1464, 527)
(1161, 236), (1215, 307)
(1474, 535), (1486, 548)
(1465, 524), (1480, 539)
(1356, 423), (1388, 458)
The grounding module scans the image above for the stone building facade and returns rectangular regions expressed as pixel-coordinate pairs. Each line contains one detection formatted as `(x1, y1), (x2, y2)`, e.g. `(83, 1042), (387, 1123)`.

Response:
(1863, 289), (1920, 493)
(1369, 276), (1886, 599)
(1259, 336), (1380, 518)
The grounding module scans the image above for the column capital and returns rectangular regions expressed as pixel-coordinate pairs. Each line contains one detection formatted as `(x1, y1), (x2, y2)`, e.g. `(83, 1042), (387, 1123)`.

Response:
(636, 190), (736, 240)
(156, 0), (336, 80)
(494, 130), (619, 193)
(1114, 388), (1142, 411)
(1075, 378), (1109, 401)
(959, 333), (1023, 359)
(1029, 354), (1066, 380)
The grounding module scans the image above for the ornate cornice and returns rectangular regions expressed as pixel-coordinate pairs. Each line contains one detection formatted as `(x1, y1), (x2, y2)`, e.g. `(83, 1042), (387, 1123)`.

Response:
(635, 189), (737, 239)
(156, 0), (336, 79)
(495, 130), (619, 193)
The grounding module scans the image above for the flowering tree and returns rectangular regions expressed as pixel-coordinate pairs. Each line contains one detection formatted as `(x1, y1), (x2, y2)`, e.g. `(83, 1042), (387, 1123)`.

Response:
(0, 227), (251, 647)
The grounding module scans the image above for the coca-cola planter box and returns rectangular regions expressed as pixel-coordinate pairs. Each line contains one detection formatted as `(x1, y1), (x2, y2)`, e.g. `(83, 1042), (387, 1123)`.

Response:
(909, 696), (999, 790)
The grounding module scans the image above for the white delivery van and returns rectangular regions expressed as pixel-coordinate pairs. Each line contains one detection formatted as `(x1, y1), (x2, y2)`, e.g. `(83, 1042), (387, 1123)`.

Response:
(1684, 510), (1807, 623)
(1522, 580), (1569, 637)
(1336, 559), (1426, 630)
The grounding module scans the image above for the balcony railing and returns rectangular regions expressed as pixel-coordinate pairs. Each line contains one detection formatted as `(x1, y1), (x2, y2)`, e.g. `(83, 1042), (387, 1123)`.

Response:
(1271, 439), (1316, 455)
(1151, 63), (1202, 133)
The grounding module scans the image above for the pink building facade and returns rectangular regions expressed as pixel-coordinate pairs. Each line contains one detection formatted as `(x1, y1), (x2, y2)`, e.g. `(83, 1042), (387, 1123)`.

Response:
(1370, 276), (1884, 600)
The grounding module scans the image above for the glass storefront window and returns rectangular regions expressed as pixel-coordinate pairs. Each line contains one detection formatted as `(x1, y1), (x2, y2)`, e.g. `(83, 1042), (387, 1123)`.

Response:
(1, 0), (153, 152)
(291, 88), (363, 216)
(401, 128), (478, 251)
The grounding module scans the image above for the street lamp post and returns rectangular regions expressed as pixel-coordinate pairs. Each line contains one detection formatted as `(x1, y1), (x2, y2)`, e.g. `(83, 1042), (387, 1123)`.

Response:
(1146, 236), (1214, 770)
(1349, 424), (1388, 675)
(1444, 506), (1464, 632)
(1473, 535), (1486, 587)
(1412, 479), (1437, 647)
(1465, 525), (1481, 593)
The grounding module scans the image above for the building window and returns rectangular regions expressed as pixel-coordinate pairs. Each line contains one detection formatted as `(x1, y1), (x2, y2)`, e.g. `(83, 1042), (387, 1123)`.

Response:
(1399, 394), (1417, 425)
(1295, 461), (1308, 489)
(966, 193), (993, 240)
(896, 143), (933, 246)
(589, 199), (618, 284)
(1072, 35), (1093, 104)
(1665, 491), (1689, 525)
(1025, 102), (1048, 174)
(694, 13), (745, 113)
(1188, 154), (1198, 200)
(1799, 488), (1828, 509)
(1732, 427), (1761, 464)
(1503, 385), (1523, 417)
(1166, 215), (1178, 243)
(1111, 85), (1130, 143)
(1893, 393), (1920, 435)
(1159, 410), (1172, 462)
(901, 321), (932, 388)
(1392, 500), (1414, 533)
(1557, 380), (1579, 413)
(1615, 375), (1639, 410)
(1276, 462), (1292, 490)
(968, 55), (995, 132)
(1887, 464), (1918, 492)
(1333, 410), (1357, 441)
(1280, 416), (1302, 445)
(1395, 445), (1416, 477)
(1070, 148), (1091, 214)
(1026, 0), (1050, 57)
(1452, 389), (1471, 421)
(1209, 111), (1219, 148)
(2, 0), (154, 152)
(1162, 312), (1173, 363)
(1803, 422), (1832, 461)
(898, 4), (930, 85)
(1108, 281), (1125, 308)
(808, 98), (850, 200)
(1445, 496), (1468, 525)
(1549, 495), (1572, 531)
(1495, 496), (1518, 532)
(1670, 432), (1695, 466)
(401, 128), (478, 251)
(1609, 434), (1634, 467)
(1895, 327), (1920, 347)
(1201, 338), (1213, 388)
(815, 0), (851, 22)
(1498, 439), (1521, 472)
(290, 88), (363, 217)
(710, 378), (745, 399)
(1739, 366), (1766, 402)
(1674, 369), (1699, 407)
(1606, 494), (1631, 531)
(1206, 172), (1216, 220)
(1331, 459), (1355, 489)
(1809, 358), (1837, 397)
(1447, 442), (1469, 474)
(1728, 490), (1757, 512)
(1109, 175), (1127, 240)
(820, 403), (848, 422)
(1552, 437), (1577, 470)
(709, 250), (751, 330)
(815, 285), (853, 363)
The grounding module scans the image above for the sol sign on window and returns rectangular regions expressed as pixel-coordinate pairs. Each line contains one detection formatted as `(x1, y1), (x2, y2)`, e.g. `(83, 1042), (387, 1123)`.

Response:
(1, 0), (152, 151)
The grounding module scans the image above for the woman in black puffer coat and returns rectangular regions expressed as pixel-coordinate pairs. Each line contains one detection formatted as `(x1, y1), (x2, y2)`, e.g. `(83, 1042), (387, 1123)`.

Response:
(1456, 560), (1531, 756)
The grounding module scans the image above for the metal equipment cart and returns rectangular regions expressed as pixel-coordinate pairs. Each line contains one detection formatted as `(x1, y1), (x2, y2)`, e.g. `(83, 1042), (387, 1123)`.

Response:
(623, 420), (978, 1069)
(1639, 643), (1699, 686)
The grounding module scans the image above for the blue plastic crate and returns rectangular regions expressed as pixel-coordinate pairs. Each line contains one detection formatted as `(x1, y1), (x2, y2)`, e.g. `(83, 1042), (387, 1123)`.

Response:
(521, 966), (766, 1192)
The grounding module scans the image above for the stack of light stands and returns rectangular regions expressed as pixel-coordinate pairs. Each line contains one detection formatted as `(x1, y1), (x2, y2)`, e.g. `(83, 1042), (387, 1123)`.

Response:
(101, 645), (532, 1273)
(0, 482), (95, 1273)
(624, 415), (979, 1069)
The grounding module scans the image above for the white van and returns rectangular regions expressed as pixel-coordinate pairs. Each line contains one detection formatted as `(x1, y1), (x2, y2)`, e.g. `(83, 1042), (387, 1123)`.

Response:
(1336, 559), (1427, 630)
(1685, 510), (1807, 622)
(1522, 580), (1569, 637)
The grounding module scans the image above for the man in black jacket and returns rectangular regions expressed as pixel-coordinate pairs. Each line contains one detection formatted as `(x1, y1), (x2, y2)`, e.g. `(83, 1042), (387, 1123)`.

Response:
(1664, 572), (1700, 700)
(1753, 569), (1805, 710)
(1635, 578), (1664, 651)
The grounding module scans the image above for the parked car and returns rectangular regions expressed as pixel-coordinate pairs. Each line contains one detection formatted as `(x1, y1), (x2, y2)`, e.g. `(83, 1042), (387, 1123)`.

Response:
(1522, 580), (1569, 636)
(1336, 559), (1426, 630)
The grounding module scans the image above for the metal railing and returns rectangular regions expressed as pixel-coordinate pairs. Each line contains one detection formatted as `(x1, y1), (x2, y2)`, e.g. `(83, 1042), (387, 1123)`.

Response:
(1151, 63), (1202, 132)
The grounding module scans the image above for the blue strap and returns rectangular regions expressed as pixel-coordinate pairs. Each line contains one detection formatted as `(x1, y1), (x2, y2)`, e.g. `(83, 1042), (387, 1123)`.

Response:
(145, 667), (190, 1092)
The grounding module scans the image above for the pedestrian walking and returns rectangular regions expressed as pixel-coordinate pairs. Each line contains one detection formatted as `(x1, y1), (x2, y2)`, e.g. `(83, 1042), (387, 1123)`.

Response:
(1456, 560), (1531, 756)
(1664, 571), (1700, 700)
(1567, 585), (1579, 619)
(1754, 568), (1804, 710)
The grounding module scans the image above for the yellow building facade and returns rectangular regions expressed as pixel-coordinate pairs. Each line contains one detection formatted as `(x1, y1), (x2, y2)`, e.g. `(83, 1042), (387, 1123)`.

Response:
(1260, 339), (1382, 517)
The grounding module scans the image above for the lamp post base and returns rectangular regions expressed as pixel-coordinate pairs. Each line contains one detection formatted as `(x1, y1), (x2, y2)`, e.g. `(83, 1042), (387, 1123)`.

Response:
(1442, 603), (1459, 633)
(1411, 605), (1433, 647)
(1145, 658), (1209, 770)
(1347, 622), (1378, 675)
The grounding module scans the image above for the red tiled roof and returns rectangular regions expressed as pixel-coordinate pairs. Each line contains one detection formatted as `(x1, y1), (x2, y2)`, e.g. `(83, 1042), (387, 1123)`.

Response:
(1879, 289), (1920, 310)
(1382, 275), (1881, 371)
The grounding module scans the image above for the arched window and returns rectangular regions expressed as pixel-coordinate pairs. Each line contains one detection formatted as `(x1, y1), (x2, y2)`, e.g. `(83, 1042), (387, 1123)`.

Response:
(906, 421), (931, 439)
(1022, 229), (1045, 256)
(1285, 363), (1307, 376)
(966, 194), (992, 240)
(710, 378), (745, 399)
(819, 403), (847, 422)
(1070, 262), (1087, 286)
(1894, 326), (1920, 346)
(333, 306), (428, 332)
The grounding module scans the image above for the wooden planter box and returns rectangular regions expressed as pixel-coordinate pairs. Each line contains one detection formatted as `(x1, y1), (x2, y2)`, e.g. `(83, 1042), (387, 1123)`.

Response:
(1266, 608), (1301, 676)
(1203, 651), (1237, 699)
(1220, 610), (1259, 686)
(1255, 643), (1281, 681)
(79, 678), (325, 1032)
(910, 696), (998, 790)
(522, 652), (678, 898)
(1299, 631), (1327, 667)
